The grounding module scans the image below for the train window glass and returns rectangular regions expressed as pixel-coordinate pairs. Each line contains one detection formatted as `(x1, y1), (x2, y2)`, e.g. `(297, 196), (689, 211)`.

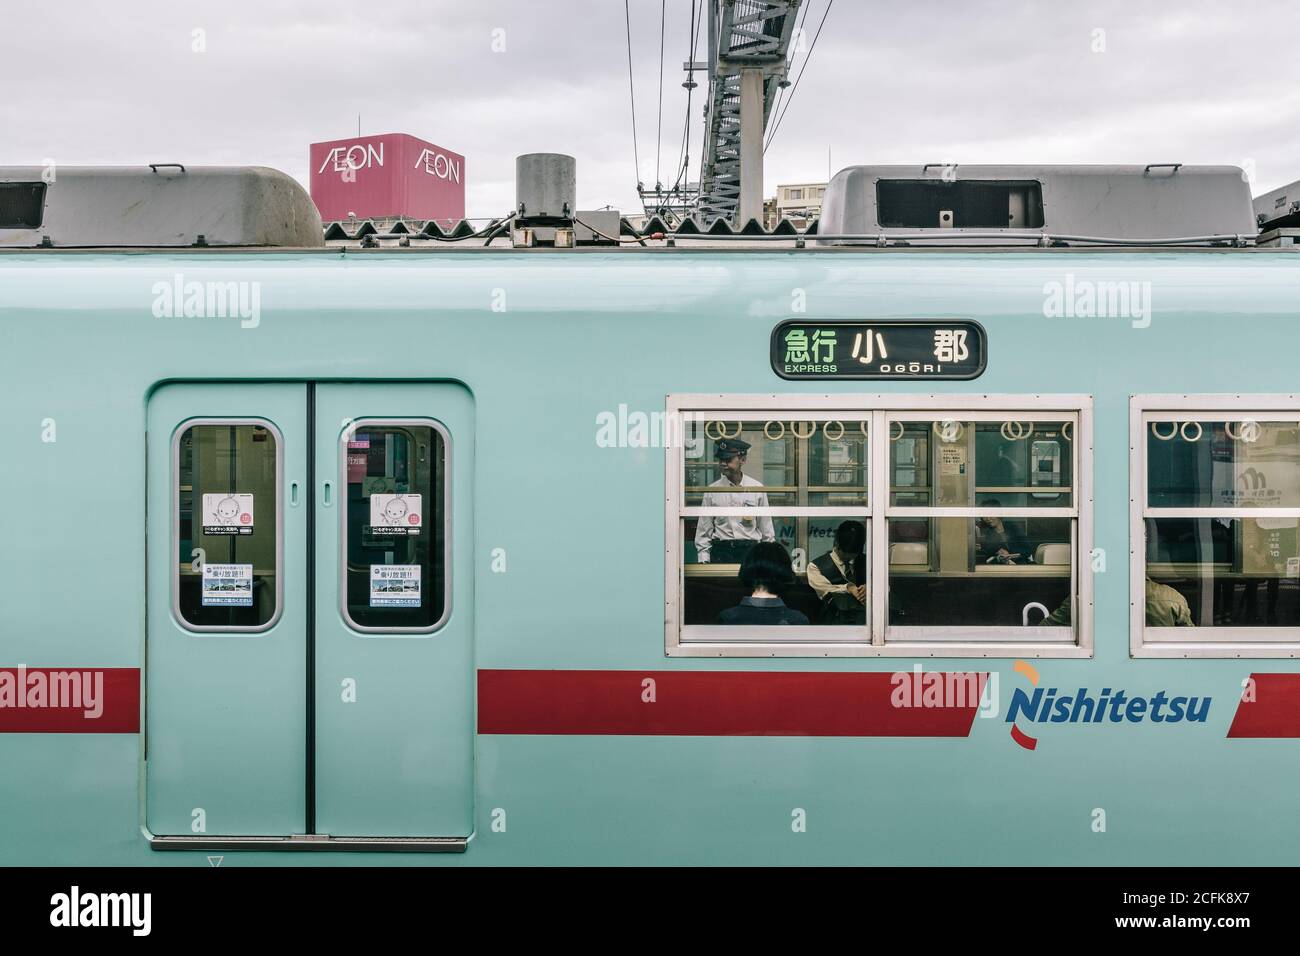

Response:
(340, 421), (448, 633)
(1147, 420), (1300, 508)
(1145, 518), (1299, 628)
(887, 516), (1074, 636)
(683, 516), (869, 630)
(175, 421), (281, 631)
(669, 399), (1092, 656)
(1135, 404), (1300, 653)
(889, 419), (1074, 508)
(683, 417), (869, 509)
(885, 413), (1079, 642)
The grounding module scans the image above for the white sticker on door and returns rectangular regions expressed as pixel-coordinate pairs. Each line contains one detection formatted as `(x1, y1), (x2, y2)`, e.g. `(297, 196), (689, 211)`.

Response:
(370, 564), (421, 607)
(202, 563), (254, 607)
(369, 493), (422, 536)
(202, 493), (255, 535)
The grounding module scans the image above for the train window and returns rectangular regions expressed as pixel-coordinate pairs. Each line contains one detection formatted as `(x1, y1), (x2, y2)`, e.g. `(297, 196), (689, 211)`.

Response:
(885, 414), (1079, 643)
(340, 420), (448, 633)
(887, 516), (1075, 636)
(683, 417), (869, 509)
(683, 515), (870, 630)
(676, 413), (871, 646)
(174, 421), (282, 631)
(890, 419), (1074, 508)
(1146, 419), (1300, 508)
(667, 398), (1092, 657)
(1133, 400), (1300, 655)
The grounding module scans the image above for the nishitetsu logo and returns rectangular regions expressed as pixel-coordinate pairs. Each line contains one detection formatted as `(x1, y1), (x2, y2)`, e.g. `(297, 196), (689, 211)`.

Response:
(1006, 660), (1211, 751)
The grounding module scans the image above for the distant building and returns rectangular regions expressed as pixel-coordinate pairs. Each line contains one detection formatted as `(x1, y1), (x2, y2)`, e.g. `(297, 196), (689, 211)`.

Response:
(768, 182), (827, 229)
(309, 132), (465, 224)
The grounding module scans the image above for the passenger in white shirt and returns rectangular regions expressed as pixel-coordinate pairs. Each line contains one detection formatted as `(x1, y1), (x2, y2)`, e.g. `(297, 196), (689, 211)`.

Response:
(694, 437), (776, 564)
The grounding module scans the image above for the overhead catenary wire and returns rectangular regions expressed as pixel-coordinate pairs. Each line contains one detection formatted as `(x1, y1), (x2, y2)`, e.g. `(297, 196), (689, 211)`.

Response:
(655, 0), (666, 188)
(625, 0), (642, 188)
(765, 2), (815, 152)
(763, 0), (811, 153)
(665, 0), (702, 214)
(694, 0), (713, 213)
(644, 0), (702, 222)
(765, 0), (832, 152)
(764, 0), (834, 154)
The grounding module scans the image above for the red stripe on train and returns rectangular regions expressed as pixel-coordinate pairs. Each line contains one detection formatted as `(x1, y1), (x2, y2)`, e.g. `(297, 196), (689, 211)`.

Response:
(1227, 673), (1300, 738)
(0, 667), (140, 733)
(478, 670), (986, 737)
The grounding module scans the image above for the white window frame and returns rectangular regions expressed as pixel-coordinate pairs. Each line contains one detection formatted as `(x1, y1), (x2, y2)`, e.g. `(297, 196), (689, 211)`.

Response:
(666, 394), (1094, 658)
(1131, 394), (1300, 658)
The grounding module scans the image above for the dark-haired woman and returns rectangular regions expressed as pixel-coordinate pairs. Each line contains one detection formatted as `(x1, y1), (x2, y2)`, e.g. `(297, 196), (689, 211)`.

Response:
(717, 541), (810, 625)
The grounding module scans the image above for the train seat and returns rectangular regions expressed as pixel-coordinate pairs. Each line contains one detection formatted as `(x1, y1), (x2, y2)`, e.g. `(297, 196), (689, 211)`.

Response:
(1034, 543), (1071, 566)
(890, 542), (929, 565)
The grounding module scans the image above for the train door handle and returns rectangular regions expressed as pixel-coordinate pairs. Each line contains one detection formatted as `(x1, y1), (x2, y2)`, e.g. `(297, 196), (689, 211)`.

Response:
(289, 480), (301, 507)
(322, 480), (334, 507)
(1022, 602), (1049, 626)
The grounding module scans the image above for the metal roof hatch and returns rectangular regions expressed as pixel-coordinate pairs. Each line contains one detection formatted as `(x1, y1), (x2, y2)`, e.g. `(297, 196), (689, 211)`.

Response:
(0, 165), (324, 248)
(817, 164), (1257, 245)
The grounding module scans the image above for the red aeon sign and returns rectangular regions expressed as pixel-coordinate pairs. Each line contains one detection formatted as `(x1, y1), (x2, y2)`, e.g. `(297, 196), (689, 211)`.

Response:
(309, 132), (465, 223)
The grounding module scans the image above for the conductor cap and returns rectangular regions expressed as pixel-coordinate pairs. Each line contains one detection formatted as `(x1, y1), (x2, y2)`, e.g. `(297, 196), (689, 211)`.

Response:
(715, 437), (752, 460)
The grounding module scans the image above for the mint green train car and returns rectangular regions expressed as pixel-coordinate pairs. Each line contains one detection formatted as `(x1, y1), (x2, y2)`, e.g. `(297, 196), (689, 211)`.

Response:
(2, 163), (1300, 866)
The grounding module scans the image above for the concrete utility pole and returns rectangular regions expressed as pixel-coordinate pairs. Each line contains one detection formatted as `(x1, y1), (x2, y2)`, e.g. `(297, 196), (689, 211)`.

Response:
(693, 0), (803, 226)
(738, 68), (765, 225)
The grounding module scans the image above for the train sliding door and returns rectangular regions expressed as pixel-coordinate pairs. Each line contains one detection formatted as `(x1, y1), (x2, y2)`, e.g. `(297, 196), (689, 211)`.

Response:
(145, 383), (309, 838)
(313, 383), (474, 840)
(146, 382), (473, 848)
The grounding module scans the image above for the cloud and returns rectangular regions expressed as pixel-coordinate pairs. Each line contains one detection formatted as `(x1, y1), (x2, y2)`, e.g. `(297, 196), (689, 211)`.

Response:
(2, 0), (1297, 219)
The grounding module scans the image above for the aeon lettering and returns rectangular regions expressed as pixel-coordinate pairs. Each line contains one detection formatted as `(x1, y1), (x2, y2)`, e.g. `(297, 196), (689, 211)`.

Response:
(317, 142), (385, 174)
(412, 148), (462, 183)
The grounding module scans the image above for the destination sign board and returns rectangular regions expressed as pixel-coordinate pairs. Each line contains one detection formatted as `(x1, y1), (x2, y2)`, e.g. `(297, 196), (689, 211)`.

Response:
(771, 320), (987, 380)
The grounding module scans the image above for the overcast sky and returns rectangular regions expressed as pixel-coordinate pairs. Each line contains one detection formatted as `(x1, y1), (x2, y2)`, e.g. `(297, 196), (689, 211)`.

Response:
(4, 0), (1298, 218)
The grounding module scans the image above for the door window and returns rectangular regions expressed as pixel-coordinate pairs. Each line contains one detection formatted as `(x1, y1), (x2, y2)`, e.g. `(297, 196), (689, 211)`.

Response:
(341, 421), (448, 632)
(175, 421), (282, 631)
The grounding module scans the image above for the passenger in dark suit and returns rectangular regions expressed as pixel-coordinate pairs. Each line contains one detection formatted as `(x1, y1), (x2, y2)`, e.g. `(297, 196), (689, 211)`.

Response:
(807, 520), (867, 624)
(717, 542), (810, 625)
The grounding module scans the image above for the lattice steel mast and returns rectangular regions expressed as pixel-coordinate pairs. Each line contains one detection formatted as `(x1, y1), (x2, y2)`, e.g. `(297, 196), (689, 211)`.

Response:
(692, 0), (803, 225)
